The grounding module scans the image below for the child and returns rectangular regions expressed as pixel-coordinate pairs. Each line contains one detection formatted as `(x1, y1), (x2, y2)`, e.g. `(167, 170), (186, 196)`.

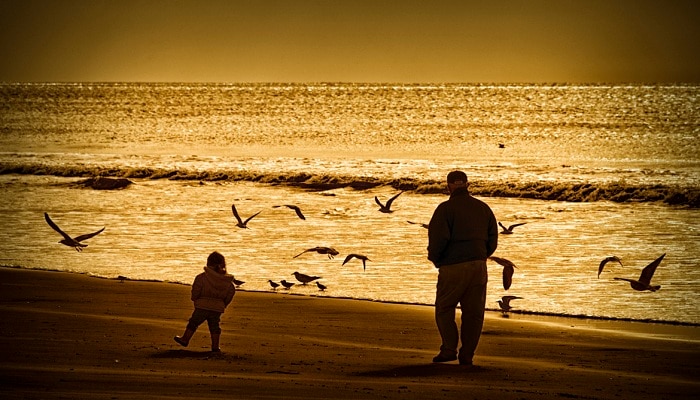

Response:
(174, 251), (236, 352)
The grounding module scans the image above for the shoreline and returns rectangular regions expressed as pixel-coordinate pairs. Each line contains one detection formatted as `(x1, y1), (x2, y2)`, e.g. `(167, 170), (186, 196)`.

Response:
(1, 267), (698, 399)
(4, 265), (699, 329)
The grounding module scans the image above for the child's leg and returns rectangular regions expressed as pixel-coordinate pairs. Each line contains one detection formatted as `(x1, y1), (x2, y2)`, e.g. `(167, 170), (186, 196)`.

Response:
(206, 312), (223, 352)
(210, 333), (220, 352)
(174, 309), (206, 346)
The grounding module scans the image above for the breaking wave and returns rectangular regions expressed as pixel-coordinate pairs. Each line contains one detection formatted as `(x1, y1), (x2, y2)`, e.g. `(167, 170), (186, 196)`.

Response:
(2, 161), (698, 207)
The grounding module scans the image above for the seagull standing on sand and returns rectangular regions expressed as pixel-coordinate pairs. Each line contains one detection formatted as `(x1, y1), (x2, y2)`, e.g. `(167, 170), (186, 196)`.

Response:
(293, 246), (339, 259)
(497, 295), (523, 313)
(292, 271), (322, 285)
(316, 281), (327, 291)
(342, 253), (371, 271)
(44, 212), (105, 252)
(268, 280), (280, 290)
(488, 256), (518, 290)
(280, 279), (295, 289)
(598, 256), (623, 278)
(272, 204), (306, 220)
(231, 204), (262, 229)
(614, 253), (665, 291)
(375, 191), (403, 213)
(498, 221), (527, 234)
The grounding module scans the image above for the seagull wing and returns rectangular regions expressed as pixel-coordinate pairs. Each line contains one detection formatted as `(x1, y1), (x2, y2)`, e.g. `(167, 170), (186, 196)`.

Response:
(489, 256), (516, 269)
(385, 191), (403, 208)
(293, 249), (311, 258)
(498, 221), (507, 231)
(508, 222), (527, 230)
(598, 256), (621, 278)
(502, 265), (514, 290)
(639, 253), (665, 285)
(73, 227), (105, 242)
(44, 213), (73, 241)
(501, 295), (522, 307)
(244, 210), (262, 224)
(342, 254), (357, 265)
(231, 204), (244, 225)
(287, 205), (305, 220)
(374, 196), (385, 208)
(613, 277), (636, 285)
(598, 259), (608, 278)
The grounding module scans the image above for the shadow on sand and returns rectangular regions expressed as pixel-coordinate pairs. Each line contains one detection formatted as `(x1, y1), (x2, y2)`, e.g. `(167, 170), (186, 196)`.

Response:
(150, 349), (245, 361)
(356, 363), (485, 378)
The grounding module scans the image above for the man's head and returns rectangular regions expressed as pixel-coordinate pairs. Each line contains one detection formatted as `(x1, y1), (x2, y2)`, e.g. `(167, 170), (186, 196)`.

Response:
(446, 170), (468, 193)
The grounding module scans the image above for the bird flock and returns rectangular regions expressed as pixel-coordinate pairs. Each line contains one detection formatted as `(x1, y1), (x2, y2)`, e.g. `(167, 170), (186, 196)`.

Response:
(490, 219), (667, 316)
(44, 188), (668, 316)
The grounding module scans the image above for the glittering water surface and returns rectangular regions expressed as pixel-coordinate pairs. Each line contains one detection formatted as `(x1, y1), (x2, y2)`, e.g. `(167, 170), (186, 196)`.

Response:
(0, 83), (698, 324)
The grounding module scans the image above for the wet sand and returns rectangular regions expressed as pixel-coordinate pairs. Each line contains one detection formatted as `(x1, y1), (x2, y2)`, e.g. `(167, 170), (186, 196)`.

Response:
(0, 267), (698, 399)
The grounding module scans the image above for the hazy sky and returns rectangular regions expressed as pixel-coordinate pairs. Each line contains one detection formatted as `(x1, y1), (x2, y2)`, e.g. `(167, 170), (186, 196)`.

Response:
(1, 0), (699, 83)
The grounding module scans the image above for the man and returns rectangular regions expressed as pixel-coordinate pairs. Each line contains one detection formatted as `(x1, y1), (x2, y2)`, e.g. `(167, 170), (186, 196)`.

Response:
(427, 170), (498, 365)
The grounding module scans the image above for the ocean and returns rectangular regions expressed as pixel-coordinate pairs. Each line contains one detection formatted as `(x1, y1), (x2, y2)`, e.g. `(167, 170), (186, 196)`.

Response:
(1, 82), (698, 326)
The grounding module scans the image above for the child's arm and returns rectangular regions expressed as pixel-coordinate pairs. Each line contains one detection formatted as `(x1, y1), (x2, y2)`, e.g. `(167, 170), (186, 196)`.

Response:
(223, 284), (235, 307)
(191, 274), (203, 302)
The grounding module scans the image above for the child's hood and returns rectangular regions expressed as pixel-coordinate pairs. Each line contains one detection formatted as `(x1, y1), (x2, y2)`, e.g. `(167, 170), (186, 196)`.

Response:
(202, 266), (234, 288)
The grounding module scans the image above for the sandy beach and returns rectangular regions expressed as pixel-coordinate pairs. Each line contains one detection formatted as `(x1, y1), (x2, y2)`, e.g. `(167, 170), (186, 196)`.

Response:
(0, 267), (698, 399)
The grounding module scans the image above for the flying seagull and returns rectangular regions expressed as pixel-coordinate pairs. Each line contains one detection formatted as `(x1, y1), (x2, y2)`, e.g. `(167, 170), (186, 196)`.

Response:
(613, 253), (665, 292)
(293, 246), (339, 259)
(280, 279), (295, 289)
(498, 221), (527, 234)
(44, 212), (105, 252)
(342, 253), (371, 271)
(598, 256), (623, 278)
(375, 191), (403, 213)
(488, 256), (518, 290)
(406, 220), (429, 229)
(268, 280), (280, 290)
(233, 277), (245, 287)
(497, 295), (523, 313)
(292, 271), (322, 285)
(316, 281), (327, 291)
(272, 204), (306, 220)
(231, 203), (262, 229)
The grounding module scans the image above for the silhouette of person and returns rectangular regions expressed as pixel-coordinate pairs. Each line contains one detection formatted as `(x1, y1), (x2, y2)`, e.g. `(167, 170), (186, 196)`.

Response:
(427, 170), (498, 365)
(174, 251), (236, 352)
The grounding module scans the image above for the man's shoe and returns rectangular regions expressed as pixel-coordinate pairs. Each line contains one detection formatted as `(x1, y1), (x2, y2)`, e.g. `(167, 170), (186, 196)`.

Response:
(432, 353), (457, 363)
